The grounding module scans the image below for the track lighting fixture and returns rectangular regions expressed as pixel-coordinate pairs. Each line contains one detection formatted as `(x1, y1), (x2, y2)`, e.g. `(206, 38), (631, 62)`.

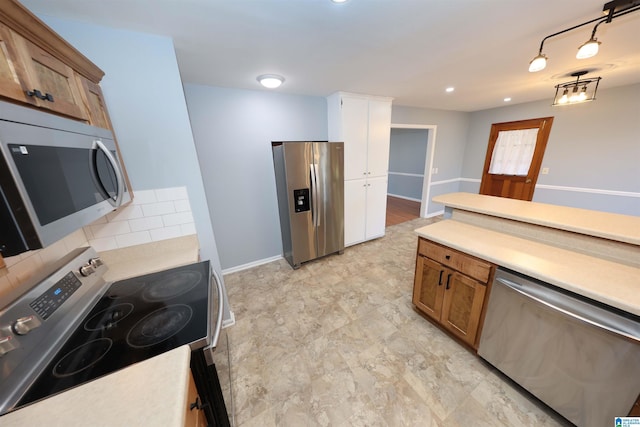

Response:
(528, 0), (640, 72)
(552, 71), (601, 106)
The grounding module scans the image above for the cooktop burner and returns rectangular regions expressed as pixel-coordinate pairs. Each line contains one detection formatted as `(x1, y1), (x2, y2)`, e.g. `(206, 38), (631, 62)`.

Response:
(17, 261), (211, 409)
(142, 270), (202, 302)
(126, 304), (193, 348)
(53, 338), (113, 378)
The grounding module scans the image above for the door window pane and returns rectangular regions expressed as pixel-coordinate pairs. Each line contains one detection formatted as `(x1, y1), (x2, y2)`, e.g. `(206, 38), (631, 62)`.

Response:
(488, 128), (539, 176)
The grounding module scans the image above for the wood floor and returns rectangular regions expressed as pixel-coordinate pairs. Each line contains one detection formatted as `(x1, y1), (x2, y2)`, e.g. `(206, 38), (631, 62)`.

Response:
(386, 195), (421, 226)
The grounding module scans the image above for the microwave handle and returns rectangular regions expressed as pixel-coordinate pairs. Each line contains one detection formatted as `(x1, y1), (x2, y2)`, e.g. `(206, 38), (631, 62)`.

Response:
(92, 140), (124, 207)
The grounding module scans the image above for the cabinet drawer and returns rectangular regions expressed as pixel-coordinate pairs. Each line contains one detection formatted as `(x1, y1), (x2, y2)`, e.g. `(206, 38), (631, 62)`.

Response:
(418, 239), (491, 283)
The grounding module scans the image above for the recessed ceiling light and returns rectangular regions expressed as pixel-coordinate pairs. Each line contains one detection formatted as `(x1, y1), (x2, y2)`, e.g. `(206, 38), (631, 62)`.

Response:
(445, 87), (455, 93)
(331, 0), (349, 3)
(257, 74), (285, 89)
(504, 97), (512, 102)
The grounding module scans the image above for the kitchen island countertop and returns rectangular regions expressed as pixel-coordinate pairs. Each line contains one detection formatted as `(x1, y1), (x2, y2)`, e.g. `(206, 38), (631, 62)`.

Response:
(415, 220), (640, 316)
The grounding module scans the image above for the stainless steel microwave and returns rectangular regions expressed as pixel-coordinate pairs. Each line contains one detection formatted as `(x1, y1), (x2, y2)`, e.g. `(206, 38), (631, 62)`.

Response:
(0, 102), (130, 257)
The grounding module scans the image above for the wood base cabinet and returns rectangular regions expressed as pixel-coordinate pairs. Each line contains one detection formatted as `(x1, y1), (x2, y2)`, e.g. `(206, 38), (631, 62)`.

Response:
(412, 238), (494, 349)
(185, 371), (207, 427)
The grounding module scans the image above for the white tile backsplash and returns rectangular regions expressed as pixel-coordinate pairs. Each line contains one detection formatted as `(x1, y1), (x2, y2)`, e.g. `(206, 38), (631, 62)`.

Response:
(1, 186), (197, 300)
(141, 201), (175, 217)
(84, 186), (196, 251)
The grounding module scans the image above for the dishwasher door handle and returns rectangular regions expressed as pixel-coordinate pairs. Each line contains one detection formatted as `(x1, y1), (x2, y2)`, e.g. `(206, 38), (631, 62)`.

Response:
(496, 276), (640, 343)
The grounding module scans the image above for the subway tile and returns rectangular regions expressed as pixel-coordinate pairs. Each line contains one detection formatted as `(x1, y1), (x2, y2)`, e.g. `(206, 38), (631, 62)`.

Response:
(106, 204), (144, 222)
(180, 223), (197, 236)
(150, 226), (182, 241)
(141, 201), (175, 217)
(131, 189), (157, 205)
(89, 221), (132, 239)
(129, 216), (164, 232)
(162, 211), (194, 227)
(174, 199), (191, 213)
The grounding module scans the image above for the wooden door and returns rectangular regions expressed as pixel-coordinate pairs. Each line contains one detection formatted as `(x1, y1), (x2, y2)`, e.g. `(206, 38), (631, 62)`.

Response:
(0, 24), (33, 104)
(13, 35), (88, 120)
(364, 175), (388, 240)
(479, 117), (553, 201)
(412, 256), (446, 321)
(341, 96), (369, 180)
(440, 272), (486, 347)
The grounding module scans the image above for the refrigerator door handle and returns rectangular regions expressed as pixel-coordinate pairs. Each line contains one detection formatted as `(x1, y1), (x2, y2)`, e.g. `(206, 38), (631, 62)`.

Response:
(310, 163), (318, 227)
(313, 163), (320, 227)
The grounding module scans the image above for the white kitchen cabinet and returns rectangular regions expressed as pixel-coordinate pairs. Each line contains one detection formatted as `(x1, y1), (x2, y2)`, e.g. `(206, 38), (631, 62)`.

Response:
(327, 92), (393, 180)
(344, 175), (388, 246)
(328, 92), (393, 246)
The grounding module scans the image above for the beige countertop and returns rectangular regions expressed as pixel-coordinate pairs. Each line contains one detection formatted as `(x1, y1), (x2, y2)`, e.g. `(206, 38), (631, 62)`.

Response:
(1, 236), (201, 426)
(416, 220), (640, 316)
(100, 234), (200, 282)
(1, 346), (192, 426)
(433, 192), (640, 245)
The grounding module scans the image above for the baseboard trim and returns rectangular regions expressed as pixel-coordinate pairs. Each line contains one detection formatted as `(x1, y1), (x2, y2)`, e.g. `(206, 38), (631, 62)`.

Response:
(387, 193), (422, 202)
(222, 255), (282, 275)
(424, 209), (445, 218)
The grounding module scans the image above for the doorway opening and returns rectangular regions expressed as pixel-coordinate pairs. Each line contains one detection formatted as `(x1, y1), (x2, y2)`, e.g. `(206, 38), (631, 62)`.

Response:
(387, 124), (436, 226)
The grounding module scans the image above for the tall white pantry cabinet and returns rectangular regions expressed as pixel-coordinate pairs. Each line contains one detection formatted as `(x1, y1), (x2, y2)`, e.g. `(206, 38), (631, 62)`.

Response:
(327, 92), (393, 246)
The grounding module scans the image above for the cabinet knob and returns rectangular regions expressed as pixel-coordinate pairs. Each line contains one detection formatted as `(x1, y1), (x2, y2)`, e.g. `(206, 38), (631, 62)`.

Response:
(445, 255), (451, 260)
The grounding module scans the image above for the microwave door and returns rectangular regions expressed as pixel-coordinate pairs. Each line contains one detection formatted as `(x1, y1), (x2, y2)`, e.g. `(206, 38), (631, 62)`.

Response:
(89, 140), (124, 208)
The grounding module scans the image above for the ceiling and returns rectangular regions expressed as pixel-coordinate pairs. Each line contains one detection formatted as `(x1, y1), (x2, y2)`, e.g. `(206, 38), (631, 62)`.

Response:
(20, 0), (640, 112)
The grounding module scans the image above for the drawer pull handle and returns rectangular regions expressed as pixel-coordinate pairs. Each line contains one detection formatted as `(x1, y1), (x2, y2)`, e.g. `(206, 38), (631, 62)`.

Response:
(446, 273), (452, 290)
(438, 270), (444, 286)
(190, 397), (208, 411)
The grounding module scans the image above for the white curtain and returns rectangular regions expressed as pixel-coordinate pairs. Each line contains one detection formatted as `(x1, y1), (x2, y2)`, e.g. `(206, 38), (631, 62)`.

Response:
(488, 128), (539, 176)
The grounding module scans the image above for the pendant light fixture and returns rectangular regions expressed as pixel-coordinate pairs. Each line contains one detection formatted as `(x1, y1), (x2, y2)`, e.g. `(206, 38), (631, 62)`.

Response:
(552, 71), (601, 106)
(528, 0), (640, 73)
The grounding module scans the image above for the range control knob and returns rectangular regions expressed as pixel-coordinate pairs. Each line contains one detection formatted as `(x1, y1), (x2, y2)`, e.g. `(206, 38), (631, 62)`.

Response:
(12, 315), (42, 336)
(89, 257), (103, 268)
(79, 263), (95, 277)
(0, 335), (18, 357)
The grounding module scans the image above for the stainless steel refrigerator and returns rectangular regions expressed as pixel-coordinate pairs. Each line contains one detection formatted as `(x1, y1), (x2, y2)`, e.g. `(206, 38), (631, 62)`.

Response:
(271, 141), (344, 269)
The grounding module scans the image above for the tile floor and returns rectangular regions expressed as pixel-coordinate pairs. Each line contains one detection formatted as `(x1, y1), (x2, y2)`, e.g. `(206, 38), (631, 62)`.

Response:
(224, 217), (573, 427)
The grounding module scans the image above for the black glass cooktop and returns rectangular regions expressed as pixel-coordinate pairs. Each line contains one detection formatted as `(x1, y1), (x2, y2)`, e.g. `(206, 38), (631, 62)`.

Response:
(18, 261), (211, 408)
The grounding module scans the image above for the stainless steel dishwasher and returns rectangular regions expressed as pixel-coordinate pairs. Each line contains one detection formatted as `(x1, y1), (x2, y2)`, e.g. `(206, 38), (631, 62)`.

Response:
(478, 268), (640, 427)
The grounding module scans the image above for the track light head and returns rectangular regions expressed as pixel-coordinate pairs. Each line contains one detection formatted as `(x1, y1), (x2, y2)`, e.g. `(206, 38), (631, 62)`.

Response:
(528, 53), (548, 72)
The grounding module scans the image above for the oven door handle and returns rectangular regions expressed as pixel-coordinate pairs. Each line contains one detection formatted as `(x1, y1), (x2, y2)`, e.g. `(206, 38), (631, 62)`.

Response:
(204, 266), (225, 364)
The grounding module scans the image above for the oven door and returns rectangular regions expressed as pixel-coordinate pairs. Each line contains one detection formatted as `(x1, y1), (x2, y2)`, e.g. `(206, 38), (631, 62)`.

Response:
(190, 267), (233, 427)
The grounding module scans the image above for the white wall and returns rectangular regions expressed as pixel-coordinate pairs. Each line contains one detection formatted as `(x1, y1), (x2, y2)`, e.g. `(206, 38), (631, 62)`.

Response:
(391, 107), (471, 215)
(184, 84), (328, 270)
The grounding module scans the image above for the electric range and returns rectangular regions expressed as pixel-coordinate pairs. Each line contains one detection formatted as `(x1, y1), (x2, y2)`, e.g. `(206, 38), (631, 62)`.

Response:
(0, 247), (231, 426)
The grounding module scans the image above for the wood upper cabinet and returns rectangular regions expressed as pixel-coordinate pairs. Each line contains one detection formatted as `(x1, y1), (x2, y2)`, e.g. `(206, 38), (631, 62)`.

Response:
(0, 0), (105, 122)
(413, 238), (494, 349)
(0, 23), (32, 104)
(11, 33), (88, 120)
(76, 74), (111, 128)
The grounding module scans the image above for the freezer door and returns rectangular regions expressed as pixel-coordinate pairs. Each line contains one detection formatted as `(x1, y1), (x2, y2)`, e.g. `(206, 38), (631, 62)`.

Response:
(282, 142), (316, 266)
(313, 142), (344, 257)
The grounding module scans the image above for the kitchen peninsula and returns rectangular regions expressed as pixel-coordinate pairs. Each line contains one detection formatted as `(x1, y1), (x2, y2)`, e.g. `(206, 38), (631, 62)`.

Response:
(415, 192), (640, 315)
(413, 192), (640, 421)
